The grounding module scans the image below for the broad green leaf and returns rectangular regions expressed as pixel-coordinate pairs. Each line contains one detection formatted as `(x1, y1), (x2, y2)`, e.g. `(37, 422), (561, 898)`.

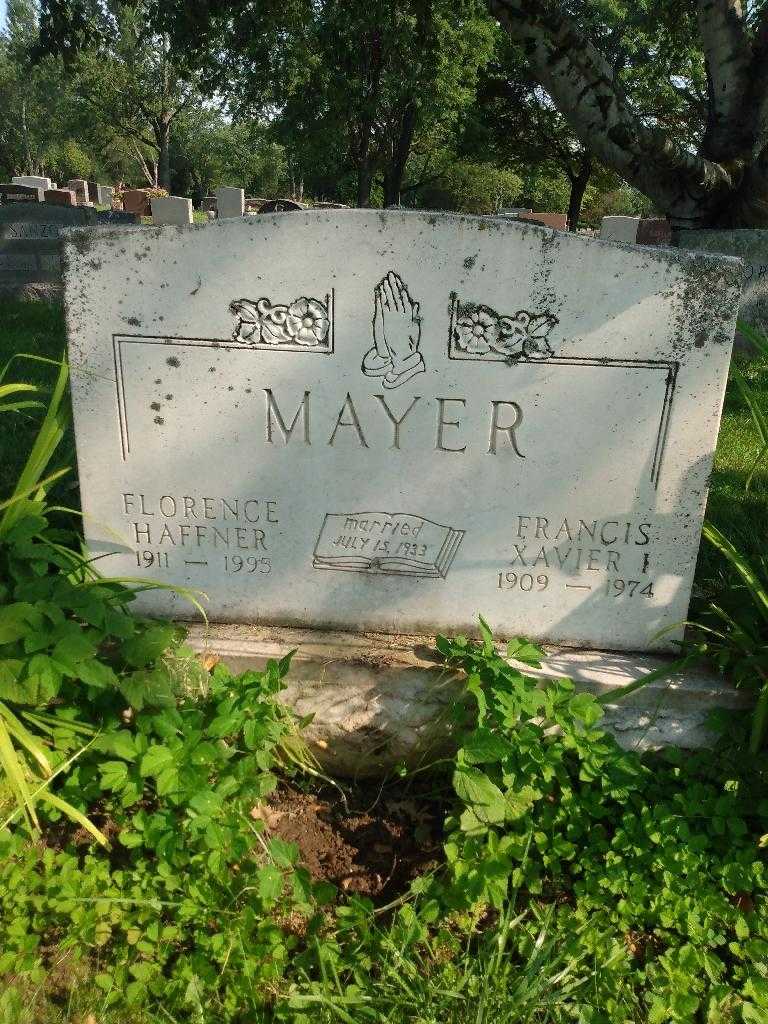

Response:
(461, 728), (514, 764)
(100, 760), (129, 790)
(453, 766), (505, 824)
(0, 604), (34, 645)
(139, 744), (175, 777)
(257, 864), (283, 901)
(568, 692), (604, 727)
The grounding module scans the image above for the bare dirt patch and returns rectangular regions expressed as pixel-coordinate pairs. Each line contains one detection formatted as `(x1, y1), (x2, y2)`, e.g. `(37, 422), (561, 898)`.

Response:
(255, 781), (445, 900)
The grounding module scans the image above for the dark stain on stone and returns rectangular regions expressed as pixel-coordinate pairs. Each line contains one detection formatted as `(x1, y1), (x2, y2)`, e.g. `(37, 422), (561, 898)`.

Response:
(124, 316), (141, 327)
(166, 356), (181, 367)
(463, 254), (477, 270)
(150, 402), (161, 411)
(165, 393), (173, 400)
(153, 416), (164, 425)
(209, 366), (216, 372)
(154, 378), (162, 385)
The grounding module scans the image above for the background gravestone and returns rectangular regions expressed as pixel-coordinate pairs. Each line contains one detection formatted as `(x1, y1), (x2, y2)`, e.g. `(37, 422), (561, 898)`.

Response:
(600, 216), (640, 243)
(151, 196), (193, 225)
(216, 186), (245, 219)
(681, 230), (768, 340)
(66, 179), (89, 205)
(122, 189), (152, 217)
(96, 209), (140, 226)
(517, 211), (568, 230)
(0, 183), (44, 203)
(12, 175), (52, 190)
(63, 210), (740, 653)
(0, 202), (96, 297)
(636, 219), (672, 246)
(44, 189), (76, 207)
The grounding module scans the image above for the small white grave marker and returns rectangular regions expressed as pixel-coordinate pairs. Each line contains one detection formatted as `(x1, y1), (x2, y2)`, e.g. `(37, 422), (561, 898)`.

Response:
(151, 196), (193, 226)
(63, 211), (740, 652)
(600, 216), (640, 243)
(216, 187), (245, 219)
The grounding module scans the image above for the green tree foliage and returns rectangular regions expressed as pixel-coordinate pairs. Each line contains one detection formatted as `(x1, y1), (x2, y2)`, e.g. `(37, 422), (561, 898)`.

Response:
(418, 158), (521, 214)
(158, 0), (499, 208)
(0, 0), (86, 179)
(170, 111), (289, 203)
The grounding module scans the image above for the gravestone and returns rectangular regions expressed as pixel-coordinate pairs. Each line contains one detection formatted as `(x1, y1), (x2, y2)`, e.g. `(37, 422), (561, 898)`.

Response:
(636, 218), (672, 247)
(122, 189), (152, 217)
(96, 209), (140, 226)
(0, 201), (96, 296)
(66, 179), (89, 205)
(0, 183), (44, 203)
(517, 211), (568, 230)
(100, 185), (114, 208)
(216, 186), (245, 219)
(44, 189), (76, 207)
(12, 174), (52, 190)
(0, 183), (43, 203)
(63, 209), (740, 647)
(601, 216), (640, 243)
(61, 210), (743, 767)
(151, 195), (193, 225)
(681, 230), (768, 340)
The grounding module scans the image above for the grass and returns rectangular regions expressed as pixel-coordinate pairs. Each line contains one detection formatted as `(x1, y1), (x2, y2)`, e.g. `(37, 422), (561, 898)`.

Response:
(0, 301), (70, 506)
(702, 350), (768, 575)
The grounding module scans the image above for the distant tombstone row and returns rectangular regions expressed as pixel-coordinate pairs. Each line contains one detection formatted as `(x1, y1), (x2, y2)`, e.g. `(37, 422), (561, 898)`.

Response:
(195, 194), (344, 218)
(3, 177), (114, 209)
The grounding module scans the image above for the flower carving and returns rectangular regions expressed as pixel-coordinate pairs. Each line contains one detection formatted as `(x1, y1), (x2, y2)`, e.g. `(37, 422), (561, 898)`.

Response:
(454, 307), (499, 354)
(230, 295), (331, 348)
(285, 297), (330, 346)
(452, 301), (558, 361)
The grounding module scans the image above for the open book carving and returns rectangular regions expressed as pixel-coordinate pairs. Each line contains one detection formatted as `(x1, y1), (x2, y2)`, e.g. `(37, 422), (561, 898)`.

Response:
(313, 512), (464, 578)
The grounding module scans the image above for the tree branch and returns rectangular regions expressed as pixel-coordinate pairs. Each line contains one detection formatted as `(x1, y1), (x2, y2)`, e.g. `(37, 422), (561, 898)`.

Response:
(487, 0), (735, 226)
(696, 0), (753, 159)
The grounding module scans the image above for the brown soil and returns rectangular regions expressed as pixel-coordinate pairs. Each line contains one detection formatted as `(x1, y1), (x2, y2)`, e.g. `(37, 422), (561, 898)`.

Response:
(254, 781), (445, 900)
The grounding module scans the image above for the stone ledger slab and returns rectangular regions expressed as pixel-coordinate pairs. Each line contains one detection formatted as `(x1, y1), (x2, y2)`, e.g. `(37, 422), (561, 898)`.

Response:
(63, 211), (740, 652)
(185, 623), (751, 774)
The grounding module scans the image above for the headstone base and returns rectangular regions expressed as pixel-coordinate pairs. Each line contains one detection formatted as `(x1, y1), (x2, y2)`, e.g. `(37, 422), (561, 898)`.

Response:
(185, 624), (749, 776)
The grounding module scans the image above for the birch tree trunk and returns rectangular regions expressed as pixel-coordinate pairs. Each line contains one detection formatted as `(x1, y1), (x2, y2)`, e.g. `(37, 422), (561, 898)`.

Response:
(487, 0), (768, 229)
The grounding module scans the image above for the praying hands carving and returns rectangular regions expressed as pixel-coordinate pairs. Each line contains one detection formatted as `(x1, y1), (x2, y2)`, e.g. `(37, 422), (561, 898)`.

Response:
(362, 271), (425, 389)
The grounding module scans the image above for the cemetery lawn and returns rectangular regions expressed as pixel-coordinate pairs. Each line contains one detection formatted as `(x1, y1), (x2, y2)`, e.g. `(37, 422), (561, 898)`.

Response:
(0, 298), (766, 574)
